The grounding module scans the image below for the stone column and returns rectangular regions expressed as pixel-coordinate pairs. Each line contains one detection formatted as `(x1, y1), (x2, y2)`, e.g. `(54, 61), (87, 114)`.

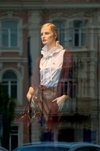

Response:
(90, 28), (94, 51)
(97, 28), (100, 144)
(28, 11), (42, 70)
(28, 10), (42, 142)
(89, 28), (95, 98)
(89, 61), (95, 97)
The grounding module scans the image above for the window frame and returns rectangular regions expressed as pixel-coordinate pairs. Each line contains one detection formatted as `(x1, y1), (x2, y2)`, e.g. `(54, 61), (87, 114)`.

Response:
(0, 16), (23, 55)
(73, 20), (87, 48)
(2, 71), (18, 99)
(9, 126), (19, 151)
(1, 20), (18, 48)
(53, 20), (66, 48)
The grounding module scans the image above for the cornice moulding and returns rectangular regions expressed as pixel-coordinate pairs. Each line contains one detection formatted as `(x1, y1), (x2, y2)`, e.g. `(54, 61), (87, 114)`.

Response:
(0, 58), (27, 63)
(0, 2), (100, 10)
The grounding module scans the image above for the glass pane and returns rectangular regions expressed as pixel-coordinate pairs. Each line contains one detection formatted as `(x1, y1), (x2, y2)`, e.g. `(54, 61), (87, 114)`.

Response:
(75, 29), (79, 33)
(74, 21), (86, 28)
(11, 126), (18, 133)
(3, 71), (17, 80)
(2, 83), (9, 96)
(81, 30), (86, 46)
(1, 21), (18, 47)
(60, 29), (65, 47)
(1, 29), (8, 47)
(53, 21), (64, 28)
(72, 84), (77, 98)
(11, 29), (17, 47)
(53, 21), (65, 47)
(74, 21), (82, 28)
(74, 33), (79, 46)
(11, 135), (18, 151)
(11, 81), (17, 84)
(1, 21), (17, 29)
(11, 84), (17, 99)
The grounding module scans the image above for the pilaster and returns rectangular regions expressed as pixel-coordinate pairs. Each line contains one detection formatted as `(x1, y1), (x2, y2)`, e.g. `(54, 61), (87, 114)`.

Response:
(28, 10), (42, 70)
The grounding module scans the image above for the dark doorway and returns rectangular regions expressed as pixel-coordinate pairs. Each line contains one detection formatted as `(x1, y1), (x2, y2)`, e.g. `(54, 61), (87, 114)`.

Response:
(58, 128), (74, 142)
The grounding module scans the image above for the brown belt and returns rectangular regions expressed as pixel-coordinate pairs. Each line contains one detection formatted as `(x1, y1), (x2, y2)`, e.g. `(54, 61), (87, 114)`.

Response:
(38, 85), (57, 121)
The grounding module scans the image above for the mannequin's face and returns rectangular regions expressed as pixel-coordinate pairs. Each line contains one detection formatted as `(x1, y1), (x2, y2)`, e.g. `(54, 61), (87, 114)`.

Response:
(41, 26), (55, 46)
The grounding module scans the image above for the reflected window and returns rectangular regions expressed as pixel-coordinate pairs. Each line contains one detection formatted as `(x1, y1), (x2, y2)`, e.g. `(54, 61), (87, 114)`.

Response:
(62, 79), (76, 98)
(73, 20), (87, 47)
(10, 126), (18, 151)
(2, 70), (17, 99)
(53, 21), (66, 47)
(1, 20), (18, 47)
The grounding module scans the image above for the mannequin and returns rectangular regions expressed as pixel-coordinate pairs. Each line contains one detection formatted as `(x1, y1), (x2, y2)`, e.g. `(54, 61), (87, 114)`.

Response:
(27, 23), (72, 141)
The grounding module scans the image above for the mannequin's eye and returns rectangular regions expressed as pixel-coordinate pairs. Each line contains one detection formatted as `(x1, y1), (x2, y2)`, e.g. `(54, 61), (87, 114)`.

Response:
(45, 32), (50, 35)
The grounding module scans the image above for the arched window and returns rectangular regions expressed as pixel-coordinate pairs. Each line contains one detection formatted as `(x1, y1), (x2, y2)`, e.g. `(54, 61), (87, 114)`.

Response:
(1, 20), (18, 47)
(2, 70), (17, 99)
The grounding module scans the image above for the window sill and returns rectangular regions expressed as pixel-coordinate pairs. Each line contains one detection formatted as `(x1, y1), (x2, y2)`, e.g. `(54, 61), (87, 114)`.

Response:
(70, 48), (96, 52)
(0, 47), (19, 49)
(0, 47), (22, 56)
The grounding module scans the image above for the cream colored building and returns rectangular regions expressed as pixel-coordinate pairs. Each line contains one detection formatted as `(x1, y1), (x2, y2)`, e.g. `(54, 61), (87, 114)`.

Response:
(0, 0), (100, 150)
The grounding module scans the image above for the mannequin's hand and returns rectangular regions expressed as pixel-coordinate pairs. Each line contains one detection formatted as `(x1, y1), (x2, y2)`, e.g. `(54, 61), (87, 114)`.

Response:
(27, 92), (36, 107)
(31, 96), (36, 107)
(26, 87), (34, 101)
(52, 95), (67, 112)
(26, 93), (32, 102)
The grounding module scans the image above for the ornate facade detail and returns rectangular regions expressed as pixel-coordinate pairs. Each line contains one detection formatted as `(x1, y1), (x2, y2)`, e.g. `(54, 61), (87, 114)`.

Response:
(49, 12), (68, 22)
(28, 10), (42, 28)
(7, 11), (14, 18)
(0, 2), (100, 10)
(0, 11), (19, 18)
(17, 63), (24, 80)
(69, 12), (92, 20)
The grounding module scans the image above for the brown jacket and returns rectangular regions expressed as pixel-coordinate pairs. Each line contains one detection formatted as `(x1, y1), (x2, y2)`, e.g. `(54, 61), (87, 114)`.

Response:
(31, 50), (72, 97)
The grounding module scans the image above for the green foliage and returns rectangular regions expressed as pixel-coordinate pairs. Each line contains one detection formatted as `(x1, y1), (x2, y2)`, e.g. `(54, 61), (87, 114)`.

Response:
(0, 82), (16, 139)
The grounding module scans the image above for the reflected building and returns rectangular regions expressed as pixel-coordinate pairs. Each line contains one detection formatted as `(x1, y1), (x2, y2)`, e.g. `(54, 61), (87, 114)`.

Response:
(0, 0), (100, 150)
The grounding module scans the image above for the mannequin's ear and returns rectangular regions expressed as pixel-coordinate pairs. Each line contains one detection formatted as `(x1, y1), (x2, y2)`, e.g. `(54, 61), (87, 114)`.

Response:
(54, 33), (58, 40)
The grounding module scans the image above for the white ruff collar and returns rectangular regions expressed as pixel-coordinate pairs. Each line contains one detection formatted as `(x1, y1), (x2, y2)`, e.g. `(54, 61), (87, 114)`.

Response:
(41, 41), (63, 58)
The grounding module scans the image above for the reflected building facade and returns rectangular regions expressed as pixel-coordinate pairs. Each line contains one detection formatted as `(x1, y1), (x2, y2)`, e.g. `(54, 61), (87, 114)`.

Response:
(0, 0), (100, 150)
